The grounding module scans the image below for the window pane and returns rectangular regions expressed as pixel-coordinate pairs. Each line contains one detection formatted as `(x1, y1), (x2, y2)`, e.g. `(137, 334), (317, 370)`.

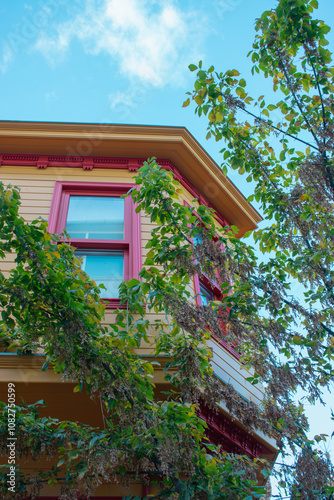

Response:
(193, 234), (202, 246)
(75, 250), (123, 298)
(66, 196), (124, 239)
(200, 282), (214, 306)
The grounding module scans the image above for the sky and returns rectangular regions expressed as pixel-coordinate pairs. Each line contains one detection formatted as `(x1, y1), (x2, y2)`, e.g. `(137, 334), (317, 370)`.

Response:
(1, 0), (334, 494)
(0, 0), (333, 170)
(0, 0), (333, 195)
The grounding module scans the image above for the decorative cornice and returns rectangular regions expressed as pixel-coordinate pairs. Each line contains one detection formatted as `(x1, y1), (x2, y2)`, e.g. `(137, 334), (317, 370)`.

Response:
(0, 121), (262, 236)
(0, 353), (276, 461)
(0, 152), (229, 228)
(199, 403), (276, 459)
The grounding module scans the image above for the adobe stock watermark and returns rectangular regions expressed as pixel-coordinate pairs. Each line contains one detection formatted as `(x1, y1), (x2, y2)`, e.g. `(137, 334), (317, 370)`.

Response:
(109, 81), (152, 119)
(1, 0), (81, 69)
(7, 383), (16, 494)
(63, 119), (117, 160)
(213, 0), (243, 19)
(109, 63), (162, 120)
(63, 74), (159, 159)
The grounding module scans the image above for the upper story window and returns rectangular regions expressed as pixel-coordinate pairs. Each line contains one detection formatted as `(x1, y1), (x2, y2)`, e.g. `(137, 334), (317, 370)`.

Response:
(48, 182), (141, 308)
(195, 274), (241, 359)
(199, 281), (215, 306)
(191, 225), (241, 360)
(65, 196), (124, 240)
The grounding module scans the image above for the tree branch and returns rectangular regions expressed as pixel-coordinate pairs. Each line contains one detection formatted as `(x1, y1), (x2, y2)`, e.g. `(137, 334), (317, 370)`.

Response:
(236, 105), (320, 151)
(278, 55), (321, 148)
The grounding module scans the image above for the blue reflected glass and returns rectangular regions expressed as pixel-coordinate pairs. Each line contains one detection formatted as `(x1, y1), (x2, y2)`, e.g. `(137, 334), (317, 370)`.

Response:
(66, 196), (124, 239)
(200, 282), (214, 306)
(193, 234), (202, 246)
(75, 250), (123, 298)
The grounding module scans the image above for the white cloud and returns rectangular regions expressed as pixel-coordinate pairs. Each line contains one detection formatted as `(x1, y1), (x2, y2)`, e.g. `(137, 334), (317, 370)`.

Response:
(34, 27), (71, 67)
(34, 0), (203, 87)
(108, 80), (151, 117)
(45, 90), (58, 101)
(0, 43), (13, 73)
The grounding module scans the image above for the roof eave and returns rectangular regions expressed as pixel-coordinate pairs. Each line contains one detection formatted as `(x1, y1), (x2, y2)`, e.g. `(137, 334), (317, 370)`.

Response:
(0, 121), (262, 235)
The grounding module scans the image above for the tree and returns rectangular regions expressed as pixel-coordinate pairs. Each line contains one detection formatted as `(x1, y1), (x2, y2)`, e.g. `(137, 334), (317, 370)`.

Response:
(0, 167), (271, 500)
(183, 0), (334, 497)
(1, 1), (334, 498)
(0, 149), (332, 498)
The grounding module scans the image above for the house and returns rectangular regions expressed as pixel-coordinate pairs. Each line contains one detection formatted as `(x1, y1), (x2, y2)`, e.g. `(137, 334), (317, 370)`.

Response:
(0, 121), (277, 498)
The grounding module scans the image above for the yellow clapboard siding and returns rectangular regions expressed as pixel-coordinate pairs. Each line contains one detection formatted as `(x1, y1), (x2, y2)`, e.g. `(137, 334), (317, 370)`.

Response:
(141, 234), (153, 241)
(1, 166), (135, 181)
(141, 227), (155, 234)
(1, 252), (15, 262)
(0, 262), (17, 271)
(15, 199), (51, 207)
(0, 178), (55, 185)
(0, 166), (261, 406)
(19, 192), (54, 200)
(19, 185), (55, 192)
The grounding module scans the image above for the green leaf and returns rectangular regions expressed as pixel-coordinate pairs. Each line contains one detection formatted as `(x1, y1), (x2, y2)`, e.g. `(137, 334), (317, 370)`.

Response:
(195, 95), (204, 106)
(279, 150), (286, 161)
(127, 278), (141, 287)
(188, 64), (198, 72)
(42, 359), (50, 372)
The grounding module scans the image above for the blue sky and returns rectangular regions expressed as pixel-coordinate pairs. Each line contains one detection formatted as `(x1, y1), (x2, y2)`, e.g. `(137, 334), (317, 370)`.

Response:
(0, 0), (268, 132)
(1, 0), (333, 197)
(0, 0), (329, 146)
(1, 0), (334, 489)
(0, 0), (333, 176)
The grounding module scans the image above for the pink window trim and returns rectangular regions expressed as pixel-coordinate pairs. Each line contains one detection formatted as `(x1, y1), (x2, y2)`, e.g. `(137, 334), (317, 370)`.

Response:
(48, 181), (141, 309)
(195, 275), (241, 360)
(183, 202), (241, 360)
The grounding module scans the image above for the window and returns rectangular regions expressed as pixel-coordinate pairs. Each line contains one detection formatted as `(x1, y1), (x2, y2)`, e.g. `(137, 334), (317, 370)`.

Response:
(65, 196), (124, 240)
(48, 182), (141, 308)
(194, 275), (220, 308)
(199, 281), (215, 306)
(74, 250), (123, 299)
(182, 201), (241, 358)
(195, 274), (241, 359)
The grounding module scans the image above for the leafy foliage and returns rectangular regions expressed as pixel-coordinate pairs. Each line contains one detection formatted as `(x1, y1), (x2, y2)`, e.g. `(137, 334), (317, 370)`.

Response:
(184, 0), (334, 497)
(1, 147), (333, 498)
(1, 2), (334, 497)
(0, 175), (270, 499)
